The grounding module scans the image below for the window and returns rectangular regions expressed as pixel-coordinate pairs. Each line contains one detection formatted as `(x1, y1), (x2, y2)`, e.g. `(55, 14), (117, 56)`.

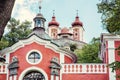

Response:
(37, 20), (41, 27)
(27, 50), (42, 65)
(23, 71), (45, 80)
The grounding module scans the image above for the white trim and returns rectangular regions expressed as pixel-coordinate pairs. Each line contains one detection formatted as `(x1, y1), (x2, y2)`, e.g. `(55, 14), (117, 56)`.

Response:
(51, 75), (54, 80)
(60, 53), (64, 64)
(9, 76), (12, 80)
(56, 76), (59, 80)
(5, 53), (10, 63)
(26, 50), (42, 65)
(14, 75), (17, 80)
(19, 67), (48, 80)
(1, 35), (58, 55)
(108, 40), (116, 80)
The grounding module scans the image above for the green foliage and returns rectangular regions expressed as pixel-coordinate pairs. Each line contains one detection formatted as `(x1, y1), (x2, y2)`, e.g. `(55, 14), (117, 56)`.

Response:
(0, 37), (9, 50)
(0, 18), (32, 50)
(97, 0), (120, 34)
(70, 44), (77, 52)
(75, 37), (102, 63)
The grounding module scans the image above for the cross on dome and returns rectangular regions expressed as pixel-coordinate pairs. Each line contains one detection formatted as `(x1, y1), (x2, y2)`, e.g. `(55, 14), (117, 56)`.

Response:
(76, 10), (78, 16)
(53, 10), (55, 16)
(38, 0), (42, 13)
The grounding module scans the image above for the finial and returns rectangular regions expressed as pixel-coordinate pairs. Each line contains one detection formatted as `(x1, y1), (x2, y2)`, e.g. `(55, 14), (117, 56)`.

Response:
(53, 10), (55, 16)
(38, 0), (42, 13)
(76, 10), (78, 16)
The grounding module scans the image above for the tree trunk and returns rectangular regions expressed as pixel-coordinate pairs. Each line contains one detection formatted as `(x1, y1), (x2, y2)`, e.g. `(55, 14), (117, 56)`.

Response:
(0, 0), (15, 39)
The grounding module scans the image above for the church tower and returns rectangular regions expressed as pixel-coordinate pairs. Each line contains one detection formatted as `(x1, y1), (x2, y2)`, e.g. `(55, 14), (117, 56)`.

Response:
(48, 10), (60, 39)
(71, 11), (84, 41)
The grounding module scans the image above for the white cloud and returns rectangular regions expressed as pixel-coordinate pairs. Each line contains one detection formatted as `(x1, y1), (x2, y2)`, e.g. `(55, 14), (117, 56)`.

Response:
(16, 8), (35, 22)
(16, 0), (24, 5)
(11, 0), (39, 28)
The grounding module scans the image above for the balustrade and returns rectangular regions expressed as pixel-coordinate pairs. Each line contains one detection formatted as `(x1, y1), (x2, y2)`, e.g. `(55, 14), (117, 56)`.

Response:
(0, 63), (8, 74)
(61, 64), (107, 74)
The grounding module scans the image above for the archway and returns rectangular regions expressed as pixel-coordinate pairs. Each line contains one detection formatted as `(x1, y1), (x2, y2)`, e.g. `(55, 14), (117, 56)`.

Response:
(23, 71), (45, 80)
(19, 67), (48, 80)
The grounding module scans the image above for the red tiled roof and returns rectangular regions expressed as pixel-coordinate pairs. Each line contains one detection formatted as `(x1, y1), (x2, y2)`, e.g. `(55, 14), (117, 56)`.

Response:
(48, 16), (59, 27)
(72, 16), (83, 27)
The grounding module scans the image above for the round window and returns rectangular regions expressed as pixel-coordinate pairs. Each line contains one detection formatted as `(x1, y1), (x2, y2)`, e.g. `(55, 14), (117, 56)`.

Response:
(27, 50), (42, 64)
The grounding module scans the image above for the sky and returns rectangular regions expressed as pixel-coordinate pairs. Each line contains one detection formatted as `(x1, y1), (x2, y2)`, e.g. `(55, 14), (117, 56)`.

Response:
(11, 0), (108, 43)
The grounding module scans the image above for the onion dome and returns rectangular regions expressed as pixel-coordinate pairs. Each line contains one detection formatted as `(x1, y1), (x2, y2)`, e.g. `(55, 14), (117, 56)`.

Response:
(48, 15), (59, 27)
(72, 16), (83, 27)
(58, 27), (73, 35)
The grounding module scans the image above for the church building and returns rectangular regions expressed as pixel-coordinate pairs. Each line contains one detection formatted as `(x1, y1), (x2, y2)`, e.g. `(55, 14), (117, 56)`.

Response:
(0, 3), (119, 80)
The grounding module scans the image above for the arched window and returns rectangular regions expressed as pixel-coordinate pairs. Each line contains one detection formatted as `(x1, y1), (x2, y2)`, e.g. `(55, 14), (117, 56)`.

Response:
(23, 71), (45, 80)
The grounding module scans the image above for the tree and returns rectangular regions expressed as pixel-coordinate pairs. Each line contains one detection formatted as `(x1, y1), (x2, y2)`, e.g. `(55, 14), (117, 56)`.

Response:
(0, 0), (15, 40)
(75, 37), (102, 63)
(97, 0), (120, 34)
(0, 37), (9, 50)
(0, 18), (32, 50)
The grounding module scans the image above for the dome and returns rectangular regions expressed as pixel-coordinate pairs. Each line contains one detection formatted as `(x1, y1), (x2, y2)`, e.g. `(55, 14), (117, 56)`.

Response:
(48, 16), (59, 27)
(72, 16), (83, 27)
(33, 13), (46, 21)
(61, 27), (69, 33)
(58, 27), (73, 35)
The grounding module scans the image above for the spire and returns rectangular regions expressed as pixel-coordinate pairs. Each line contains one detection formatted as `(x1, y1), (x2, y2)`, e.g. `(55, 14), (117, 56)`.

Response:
(38, 0), (42, 13)
(53, 10), (55, 16)
(48, 10), (59, 27)
(76, 10), (78, 17)
(72, 10), (83, 27)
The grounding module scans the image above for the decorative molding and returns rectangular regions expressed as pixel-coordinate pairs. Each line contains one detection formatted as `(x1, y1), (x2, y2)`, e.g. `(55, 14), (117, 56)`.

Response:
(8, 56), (19, 76)
(1, 35), (76, 63)
(1, 35), (59, 54)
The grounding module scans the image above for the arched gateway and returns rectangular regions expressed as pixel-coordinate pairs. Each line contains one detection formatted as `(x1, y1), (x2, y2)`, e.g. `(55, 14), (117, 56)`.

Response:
(23, 71), (45, 80)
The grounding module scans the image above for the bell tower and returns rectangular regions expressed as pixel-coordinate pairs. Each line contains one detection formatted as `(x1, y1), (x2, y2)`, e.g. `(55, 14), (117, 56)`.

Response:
(72, 10), (84, 41)
(48, 10), (60, 39)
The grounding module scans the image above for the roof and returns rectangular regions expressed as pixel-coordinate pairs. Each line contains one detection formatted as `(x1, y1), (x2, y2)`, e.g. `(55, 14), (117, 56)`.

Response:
(48, 16), (59, 27)
(33, 13), (46, 21)
(58, 27), (73, 35)
(72, 16), (83, 27)
(52, 37), (87, 49)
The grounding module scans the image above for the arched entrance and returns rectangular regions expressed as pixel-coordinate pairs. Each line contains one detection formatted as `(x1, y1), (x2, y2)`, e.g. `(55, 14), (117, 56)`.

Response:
(19, 67), (48, 80)
(23, 71), (45, 80)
